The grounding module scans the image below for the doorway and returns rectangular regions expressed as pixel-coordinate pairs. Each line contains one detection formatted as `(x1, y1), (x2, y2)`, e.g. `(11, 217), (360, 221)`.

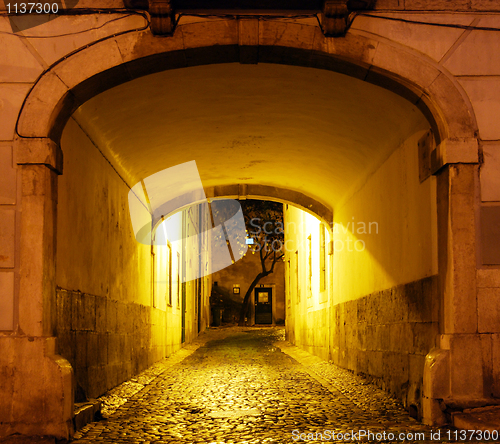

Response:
(255, 287), (273, 324)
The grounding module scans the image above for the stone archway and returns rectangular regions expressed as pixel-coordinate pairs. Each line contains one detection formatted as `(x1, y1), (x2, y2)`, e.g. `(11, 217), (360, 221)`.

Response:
(17, 21), (477, 144)
(10, 18), (480, 437)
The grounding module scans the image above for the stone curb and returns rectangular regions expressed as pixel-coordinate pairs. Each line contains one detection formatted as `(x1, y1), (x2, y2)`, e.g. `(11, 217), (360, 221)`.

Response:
(73, 401), (101, 432)
(0, 437), (56, 444)
(453, 406), (500, 432)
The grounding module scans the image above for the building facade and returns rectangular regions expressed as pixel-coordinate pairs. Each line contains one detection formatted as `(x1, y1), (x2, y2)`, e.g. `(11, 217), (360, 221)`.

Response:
(0, 0), (499, 438)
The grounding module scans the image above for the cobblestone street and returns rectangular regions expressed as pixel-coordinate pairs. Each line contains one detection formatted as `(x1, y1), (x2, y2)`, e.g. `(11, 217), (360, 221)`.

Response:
(72, 327), (451, 444)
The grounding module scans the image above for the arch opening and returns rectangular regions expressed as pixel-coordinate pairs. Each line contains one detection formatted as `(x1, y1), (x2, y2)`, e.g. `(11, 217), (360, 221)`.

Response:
(54, 59), (438, 415)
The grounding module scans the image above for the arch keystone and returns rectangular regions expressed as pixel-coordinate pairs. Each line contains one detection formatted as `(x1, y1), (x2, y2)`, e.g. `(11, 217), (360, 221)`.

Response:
(52, 39), (124, 91)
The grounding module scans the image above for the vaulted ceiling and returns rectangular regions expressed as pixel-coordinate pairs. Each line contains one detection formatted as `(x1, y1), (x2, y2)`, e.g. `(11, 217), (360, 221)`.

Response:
(71, 62), (428, 211)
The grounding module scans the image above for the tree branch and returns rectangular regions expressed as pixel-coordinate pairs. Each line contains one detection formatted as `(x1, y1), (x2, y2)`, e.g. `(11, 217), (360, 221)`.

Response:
(259, 242), (268, 273)
(264, 247), (273, 261)
(269, 250), (278, 273)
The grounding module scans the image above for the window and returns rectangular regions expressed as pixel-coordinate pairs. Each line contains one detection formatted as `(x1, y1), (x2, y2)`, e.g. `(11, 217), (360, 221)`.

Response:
(307, 234), (312, 298)
(167, 243), (172, 306)
(286, 259), (291, 308)
(320, 224), (326, 292)
(152, 245), (157, 308)
(177, 252), (181, 307)
(295, 250), (300, 303)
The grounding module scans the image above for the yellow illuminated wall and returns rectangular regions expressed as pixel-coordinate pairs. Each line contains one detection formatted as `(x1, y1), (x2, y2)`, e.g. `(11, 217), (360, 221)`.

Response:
(284, 205), (331, 359)
(56, 119), (211, 397)
(285, 128), (437, 367)
(153, 211), (183, 353)
(57, 118), (152, 305)
(332, 130), (437, 304)
(182, 204), (212, 341)
(154, 205), (212, 347)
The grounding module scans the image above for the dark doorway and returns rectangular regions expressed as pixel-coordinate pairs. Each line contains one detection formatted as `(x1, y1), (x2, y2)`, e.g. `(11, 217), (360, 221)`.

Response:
(255, 287), (273, 324)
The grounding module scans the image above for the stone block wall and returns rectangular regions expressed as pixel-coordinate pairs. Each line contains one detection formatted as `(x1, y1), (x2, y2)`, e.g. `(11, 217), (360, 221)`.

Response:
(294, 307), (330, 361)
(55, 288), (174, 400)
(330, 276), (439, 417)
(476, 269), (500, 399)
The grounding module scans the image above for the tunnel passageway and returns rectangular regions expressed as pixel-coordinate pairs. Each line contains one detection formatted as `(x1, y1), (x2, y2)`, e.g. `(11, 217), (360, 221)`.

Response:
(55, 61), (438, 412)
(71, 328), (440, 444)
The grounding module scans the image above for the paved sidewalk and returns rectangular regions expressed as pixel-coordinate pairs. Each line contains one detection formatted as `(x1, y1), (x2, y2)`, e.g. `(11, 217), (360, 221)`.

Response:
(70, 327), (469, 443)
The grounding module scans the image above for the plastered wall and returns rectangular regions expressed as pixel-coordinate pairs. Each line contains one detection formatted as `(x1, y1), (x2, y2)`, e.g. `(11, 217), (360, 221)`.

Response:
(332, 129), (438, 303)
(335, 128), (439, 413)
(286, 128), (439, 415)
(56, 119), (152, 306)
(55, 119), (208, 399)
(284, 207), (332, 360)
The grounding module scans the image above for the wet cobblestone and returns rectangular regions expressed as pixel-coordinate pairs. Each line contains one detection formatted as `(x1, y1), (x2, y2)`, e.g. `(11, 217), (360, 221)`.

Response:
(71, 327), (459, 444)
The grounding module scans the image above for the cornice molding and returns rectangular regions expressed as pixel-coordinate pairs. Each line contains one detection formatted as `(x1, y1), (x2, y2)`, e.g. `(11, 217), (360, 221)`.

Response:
(123, 0), (376, 36)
